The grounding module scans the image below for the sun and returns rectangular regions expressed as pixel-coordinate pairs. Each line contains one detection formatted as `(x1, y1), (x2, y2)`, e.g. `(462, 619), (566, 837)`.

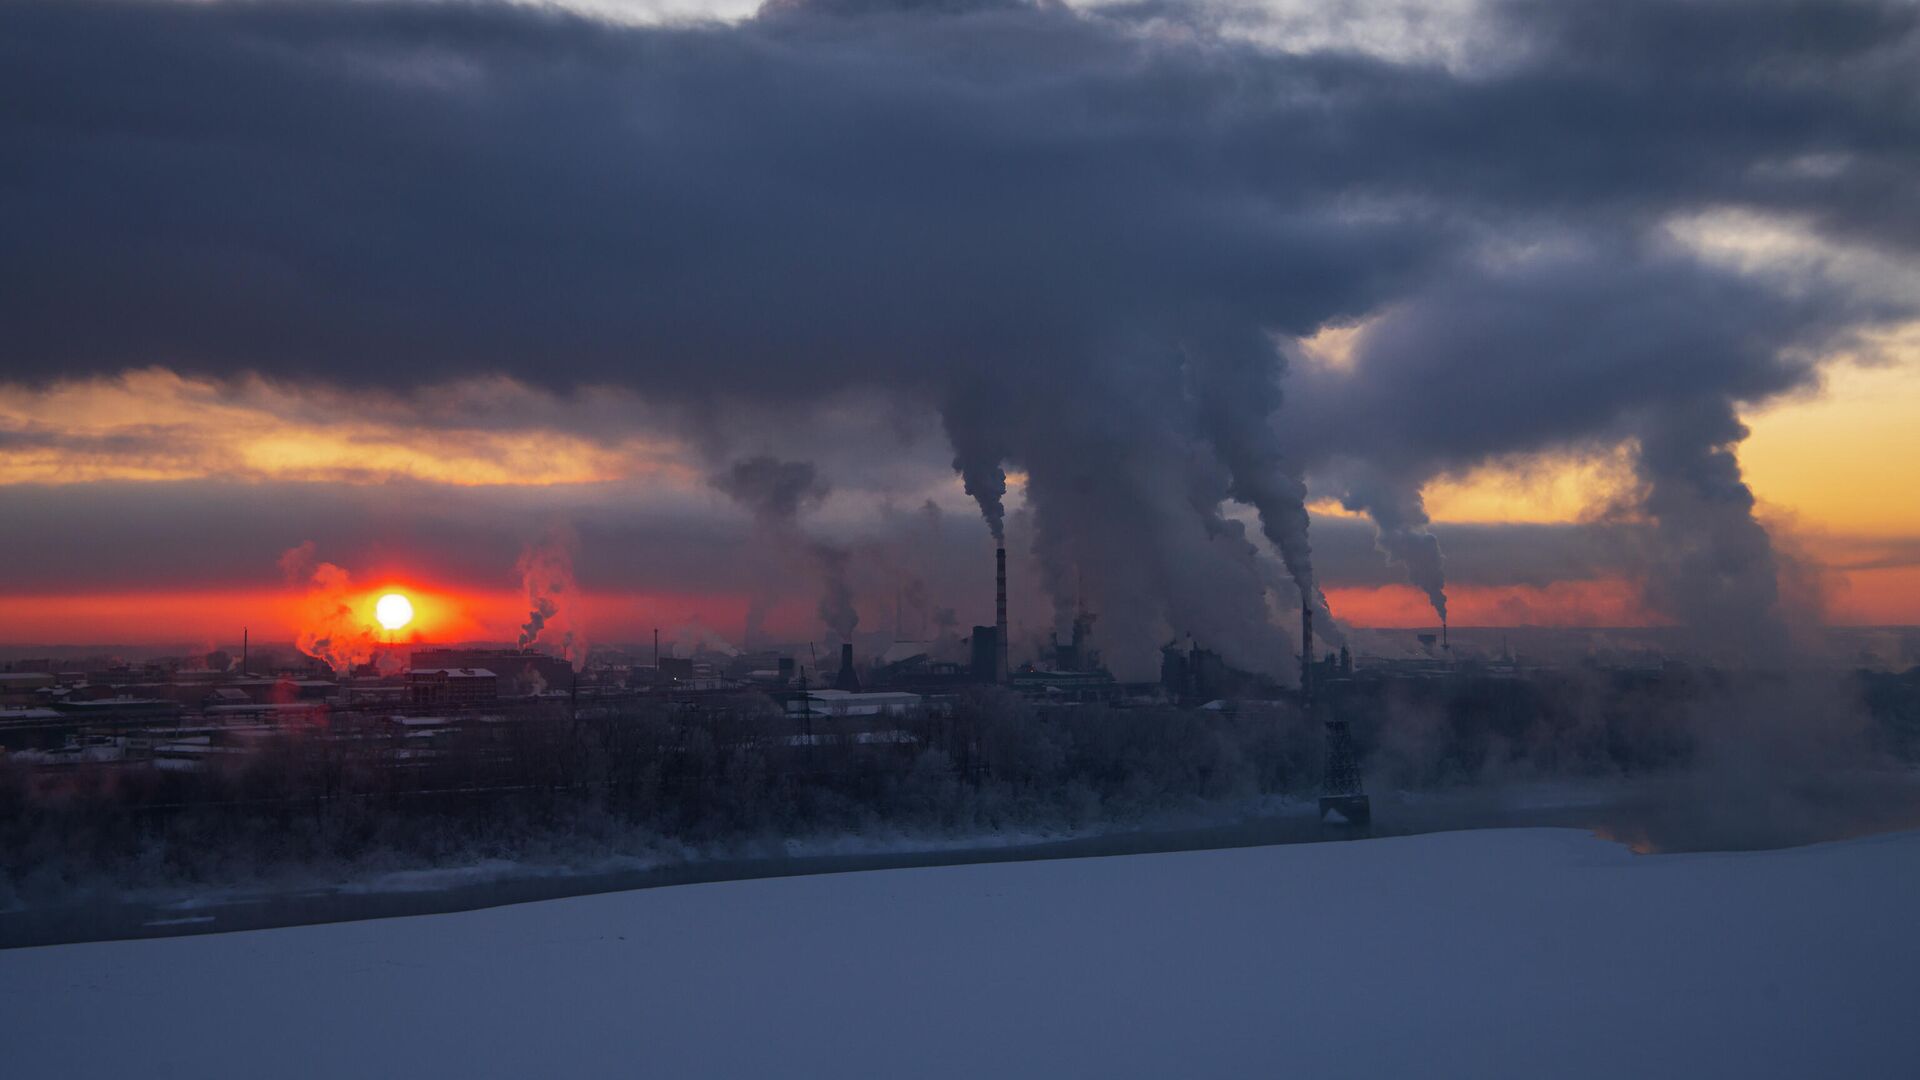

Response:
(375, 592), (414, 632)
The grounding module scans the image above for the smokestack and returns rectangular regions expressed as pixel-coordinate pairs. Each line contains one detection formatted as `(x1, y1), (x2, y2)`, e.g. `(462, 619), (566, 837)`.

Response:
(835, 642), (861, 692)
(995, 545), (1009, 683)
(1301, 604), (1314, 705)
(242, 627), (248, 677)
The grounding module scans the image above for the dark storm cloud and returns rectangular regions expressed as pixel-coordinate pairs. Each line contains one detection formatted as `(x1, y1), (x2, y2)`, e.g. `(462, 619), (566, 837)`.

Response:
(711, 457), (831, 525)
(2, 0), (1915, 668)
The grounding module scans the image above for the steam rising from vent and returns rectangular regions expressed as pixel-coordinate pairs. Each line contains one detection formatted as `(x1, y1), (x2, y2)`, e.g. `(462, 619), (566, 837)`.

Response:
(516, 526), (583, 668)
(278, 541), (392, 675)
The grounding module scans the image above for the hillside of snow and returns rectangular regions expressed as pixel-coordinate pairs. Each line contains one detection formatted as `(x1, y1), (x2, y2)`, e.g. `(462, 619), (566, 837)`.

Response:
(9, 828), (1919, 1078)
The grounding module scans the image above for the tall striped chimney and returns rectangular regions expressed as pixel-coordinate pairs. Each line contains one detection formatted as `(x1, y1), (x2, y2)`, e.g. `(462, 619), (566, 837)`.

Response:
(995, 546), (1009, 683)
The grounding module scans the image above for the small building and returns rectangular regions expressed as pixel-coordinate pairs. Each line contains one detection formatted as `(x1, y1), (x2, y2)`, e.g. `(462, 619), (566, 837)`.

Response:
(0, 672), (57, 707)
(786, 689), (923, 719)
(408, 668), (499, 707)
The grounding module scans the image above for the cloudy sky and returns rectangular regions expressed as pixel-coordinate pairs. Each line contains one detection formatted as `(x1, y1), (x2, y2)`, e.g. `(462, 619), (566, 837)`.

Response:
(2, 0), (1917, 675)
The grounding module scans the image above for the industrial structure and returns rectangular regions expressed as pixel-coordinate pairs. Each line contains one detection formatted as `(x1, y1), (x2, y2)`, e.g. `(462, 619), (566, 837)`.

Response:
(0, 543), (1381, 826)
(1306, 605), (1371, 825)
(995, 545), (1010, 684)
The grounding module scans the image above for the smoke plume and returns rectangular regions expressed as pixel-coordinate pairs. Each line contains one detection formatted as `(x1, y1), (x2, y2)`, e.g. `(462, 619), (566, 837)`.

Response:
(7, 0), (1919, 671)
(667, 618), (738, 658)
(813, 542), (861, 643)
(710, 455), (864, 644)
(1333, 465), (1449, 625)
(278, 541), (391, 675)
(1631, 400), (1790, 659)
(516, 526), (583, 667)
(712, 456), (831, 526)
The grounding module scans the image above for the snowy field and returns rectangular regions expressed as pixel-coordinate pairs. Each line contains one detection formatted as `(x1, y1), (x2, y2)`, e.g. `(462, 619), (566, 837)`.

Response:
(7, 828), (1919, 1079)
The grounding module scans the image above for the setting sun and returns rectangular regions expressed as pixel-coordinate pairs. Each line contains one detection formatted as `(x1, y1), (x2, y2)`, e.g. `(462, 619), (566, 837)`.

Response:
(374, 592), (414, 632)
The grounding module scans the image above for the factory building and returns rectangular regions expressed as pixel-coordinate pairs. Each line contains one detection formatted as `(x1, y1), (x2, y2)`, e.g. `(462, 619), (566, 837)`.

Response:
(407, 668), (499, 707)
(786, 689), (923, 719)
(410, 648), (570, 697)
(969, 626), (1000, 683)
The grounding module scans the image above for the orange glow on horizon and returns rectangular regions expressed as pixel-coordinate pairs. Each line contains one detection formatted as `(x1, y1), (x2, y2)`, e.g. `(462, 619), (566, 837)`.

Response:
(1324, 578), (1664, 629)
(0, 568), (1914, 649)
(0, 586), (763, 649)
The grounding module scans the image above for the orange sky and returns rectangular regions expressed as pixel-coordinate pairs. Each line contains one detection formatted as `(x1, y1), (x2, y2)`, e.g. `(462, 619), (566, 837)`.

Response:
(1, 345), (1917, 647)
(0, 588), (767, 652)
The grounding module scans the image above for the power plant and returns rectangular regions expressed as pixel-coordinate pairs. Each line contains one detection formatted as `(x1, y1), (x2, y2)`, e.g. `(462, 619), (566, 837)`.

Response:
(0, 538), (1512, 836)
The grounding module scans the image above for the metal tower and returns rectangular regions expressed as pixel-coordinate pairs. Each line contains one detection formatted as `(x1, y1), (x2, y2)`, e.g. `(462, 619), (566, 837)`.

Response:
(1304, 604), (1370, 825)
(1319, 717), (1370, 825)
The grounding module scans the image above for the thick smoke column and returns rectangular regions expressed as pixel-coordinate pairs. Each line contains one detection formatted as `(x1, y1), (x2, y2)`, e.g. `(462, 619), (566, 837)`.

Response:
(944, 387), (1010, 544)
(1283, 251), (1861, 653)
(1632, 400), (1789, 658)
(711, 455), (860, 643)
(516, 526), (583, 667)
(8, 0), (1918, 670)
(520, 596), (556, 646)
(1184, 335), (1339, 642)
(278, 541), (388, 675)
(1337, 468), (1448, 625)
(712, 455), (829, 645)
(813, 542), (861, 643)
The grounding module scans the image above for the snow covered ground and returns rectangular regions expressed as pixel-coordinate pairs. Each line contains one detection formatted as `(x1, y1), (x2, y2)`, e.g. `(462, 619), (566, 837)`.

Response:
(7, 827), (1919, 1078)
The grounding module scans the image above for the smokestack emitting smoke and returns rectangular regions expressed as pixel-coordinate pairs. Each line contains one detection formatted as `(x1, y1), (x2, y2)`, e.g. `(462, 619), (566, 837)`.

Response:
(996, 545), (1009, 683)
(12, 1), (1896, 674)
(1301, 604), (1314, 701)
(1335, 471), (1449, 626)
(516, 526), (584, 668)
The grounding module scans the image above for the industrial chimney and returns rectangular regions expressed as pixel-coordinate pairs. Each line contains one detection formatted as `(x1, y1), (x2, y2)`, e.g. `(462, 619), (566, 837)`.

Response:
(834, 642), (861, 692)
(995, 545), (1010, 683)
(1300, 604), (1314, 705)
